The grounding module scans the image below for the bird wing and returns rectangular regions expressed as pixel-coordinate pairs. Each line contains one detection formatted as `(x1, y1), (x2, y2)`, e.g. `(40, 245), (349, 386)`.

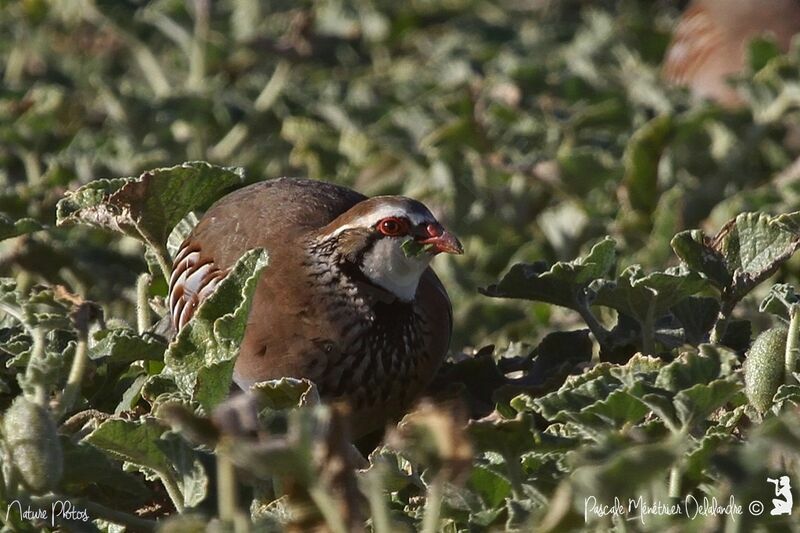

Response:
(168, 178), (365, 332)
(416, 268), (453, 377)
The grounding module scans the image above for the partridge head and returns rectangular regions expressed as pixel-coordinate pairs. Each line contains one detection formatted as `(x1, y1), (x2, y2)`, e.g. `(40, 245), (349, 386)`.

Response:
(168, 178), (462, 437)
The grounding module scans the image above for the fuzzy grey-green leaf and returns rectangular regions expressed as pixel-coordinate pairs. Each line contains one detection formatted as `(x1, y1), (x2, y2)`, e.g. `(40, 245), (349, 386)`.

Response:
(673, 212), (800, 310)
(481, 237), (616, 310)
(591, 266), (711, 325)
(55, 162), (245, 251)
(84, 416), (207, 508)
(90, 327), (167, 363)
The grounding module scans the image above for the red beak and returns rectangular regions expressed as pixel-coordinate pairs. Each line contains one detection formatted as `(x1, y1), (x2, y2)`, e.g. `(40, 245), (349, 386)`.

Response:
(419, 226), (464, 255)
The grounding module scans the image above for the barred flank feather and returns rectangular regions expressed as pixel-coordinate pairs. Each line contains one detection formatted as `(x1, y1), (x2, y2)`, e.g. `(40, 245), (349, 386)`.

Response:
(168, 241), (227, 331)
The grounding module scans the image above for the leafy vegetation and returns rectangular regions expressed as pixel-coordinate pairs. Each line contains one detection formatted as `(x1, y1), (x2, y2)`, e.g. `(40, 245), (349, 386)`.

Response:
(3, 0), (800, 531)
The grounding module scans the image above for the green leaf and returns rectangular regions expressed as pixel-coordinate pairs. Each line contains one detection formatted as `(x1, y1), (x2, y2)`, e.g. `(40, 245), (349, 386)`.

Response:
(84, 417), (207, 508)
(55, 162), (245, 272)
(481, 237), (616, 310)
(622, 114), (673, 214)
(528, 356), (664, 437)
(0, 279), (72, 330)
(671, 296), (720, 344)
(655, 348), (738, 393)
(607, 353), (664, 387)
(683, 429), (733, 482)
(0, 213), (44, 241)
(570, 440), (679, 502)
(141, 374), (181, 405)
(579, 388), (650, 426)
(250, 378), (321, 410)
(674, 379), (740, 427)
(164, 248), (268, 412)
(525, 329), (593, 386)
(84, 417), (174, 474)
(638, 391), (680, 431)
(158, 433), (209, 508)
(535, 383), (649, 439)
(467, 464), (512, 509)
(89, 327), (167, 363)
(772, 384), (800, 410)
(401, 238), (434, 258)
(591, 265), (711, 324)
(760, 283), (800, 320)
(532, 369), (621, 420)
(60, 438), (151, 505)
(672, 212), (800, 312)
(670, 229), (731, 288)
(115, 373), (148, 415)
(468, 413), (537, 458)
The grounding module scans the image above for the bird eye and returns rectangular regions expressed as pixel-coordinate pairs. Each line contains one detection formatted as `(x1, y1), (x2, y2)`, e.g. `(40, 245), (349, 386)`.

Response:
(378, 217), (405, 236)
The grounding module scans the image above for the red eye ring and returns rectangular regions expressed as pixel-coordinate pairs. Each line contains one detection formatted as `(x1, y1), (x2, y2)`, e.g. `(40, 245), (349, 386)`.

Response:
(377, 217), (406, 236)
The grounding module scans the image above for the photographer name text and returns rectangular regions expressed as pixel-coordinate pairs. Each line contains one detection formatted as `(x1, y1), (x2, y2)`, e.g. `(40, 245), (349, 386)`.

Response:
(584, 495), (763, 524)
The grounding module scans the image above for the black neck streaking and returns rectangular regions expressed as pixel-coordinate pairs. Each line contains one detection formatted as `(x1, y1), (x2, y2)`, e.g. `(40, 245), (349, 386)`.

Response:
(308, 231), (400, 303)
(303, 233), (427, 407)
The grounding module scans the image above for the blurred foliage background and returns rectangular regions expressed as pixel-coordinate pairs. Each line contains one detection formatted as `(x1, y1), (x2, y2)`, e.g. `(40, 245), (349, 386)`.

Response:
(6, 1), (800, 531)
(2, 0), (800, 352)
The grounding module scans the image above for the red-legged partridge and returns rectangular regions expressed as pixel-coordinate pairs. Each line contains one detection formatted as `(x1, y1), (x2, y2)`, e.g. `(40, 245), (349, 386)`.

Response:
(168, 178), (462, 437)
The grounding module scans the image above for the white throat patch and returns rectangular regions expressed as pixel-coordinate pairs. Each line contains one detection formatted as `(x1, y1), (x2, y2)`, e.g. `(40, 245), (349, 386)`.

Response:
(360, 238), (432, 301)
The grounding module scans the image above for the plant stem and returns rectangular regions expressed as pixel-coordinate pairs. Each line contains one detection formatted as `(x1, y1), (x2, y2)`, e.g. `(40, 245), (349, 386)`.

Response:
(26, 327), (47, 406)
(136, 273), (152, 334)
(217, 448), (239, 528)
(19, 149), (42, 185)
(576, 290), (610, 350)
(710, 310), (731, 345)
(668, 465), (682, 500)
(0, 301), (24, 324)
(0, 453), (10, 522)
(157, 469), (185, 513)
(308, 484), (348, 533)
(254, 60), (291, 112)
(209, 123), (249, 161)
(188, 0), (209, 90)
(85, 6), (170, 98)
(503, 450), (525, 501)
(60, 329), (88, 416)
(361, 470), (392, 533)
(641, 300), (656, 356)
(421, 474), (444, 533)
(786, 304), (800, 384)
(149, 244), (173, 285)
